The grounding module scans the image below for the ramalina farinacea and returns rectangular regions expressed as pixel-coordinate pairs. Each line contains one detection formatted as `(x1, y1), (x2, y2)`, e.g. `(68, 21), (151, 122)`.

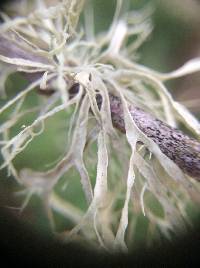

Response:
(0, 0), (200, 251)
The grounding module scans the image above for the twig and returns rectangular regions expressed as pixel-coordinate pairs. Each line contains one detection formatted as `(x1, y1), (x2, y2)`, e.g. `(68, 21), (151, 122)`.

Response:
(0, 35), (200, 181)
(108, 94), (200, 180)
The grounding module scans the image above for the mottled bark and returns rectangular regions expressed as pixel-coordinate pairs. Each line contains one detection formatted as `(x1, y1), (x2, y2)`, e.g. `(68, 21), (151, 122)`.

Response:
(108, 94), (200, 180)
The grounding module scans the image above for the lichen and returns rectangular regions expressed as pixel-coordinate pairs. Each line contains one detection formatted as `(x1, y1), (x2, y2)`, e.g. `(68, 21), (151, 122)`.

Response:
(0, 0), (200, 251)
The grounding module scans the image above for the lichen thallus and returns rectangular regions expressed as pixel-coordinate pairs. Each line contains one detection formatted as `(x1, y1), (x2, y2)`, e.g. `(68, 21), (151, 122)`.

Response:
(50, 81), (200, 181)
(19, 57), (200, 183)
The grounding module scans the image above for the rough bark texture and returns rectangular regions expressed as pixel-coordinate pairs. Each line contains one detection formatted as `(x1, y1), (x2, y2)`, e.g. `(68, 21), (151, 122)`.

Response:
(108, 94), (200, 180)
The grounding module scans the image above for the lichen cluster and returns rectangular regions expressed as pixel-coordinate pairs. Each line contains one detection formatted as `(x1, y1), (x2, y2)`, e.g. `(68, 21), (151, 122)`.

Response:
(0, 0), (200, 251)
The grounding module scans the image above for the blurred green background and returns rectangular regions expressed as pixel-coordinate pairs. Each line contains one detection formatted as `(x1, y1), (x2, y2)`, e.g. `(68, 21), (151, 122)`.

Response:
(0, 0), (200, 247)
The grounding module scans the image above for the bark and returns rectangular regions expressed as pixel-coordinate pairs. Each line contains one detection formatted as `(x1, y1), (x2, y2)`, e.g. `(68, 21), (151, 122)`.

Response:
(108, 94), (200, 180)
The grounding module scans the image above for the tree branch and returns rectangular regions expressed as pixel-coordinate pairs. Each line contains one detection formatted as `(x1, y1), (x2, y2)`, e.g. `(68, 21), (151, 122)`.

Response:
(108, 94), (200, 180)
(0, 35), (200, 181)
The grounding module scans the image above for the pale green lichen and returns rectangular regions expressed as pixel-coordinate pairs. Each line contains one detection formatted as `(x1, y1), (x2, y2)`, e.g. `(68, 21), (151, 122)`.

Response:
(0, 0), (200, 251)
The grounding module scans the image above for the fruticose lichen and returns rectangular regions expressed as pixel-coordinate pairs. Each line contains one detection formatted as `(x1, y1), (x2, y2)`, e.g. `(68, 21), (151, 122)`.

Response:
(0, 0), (200, 251)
